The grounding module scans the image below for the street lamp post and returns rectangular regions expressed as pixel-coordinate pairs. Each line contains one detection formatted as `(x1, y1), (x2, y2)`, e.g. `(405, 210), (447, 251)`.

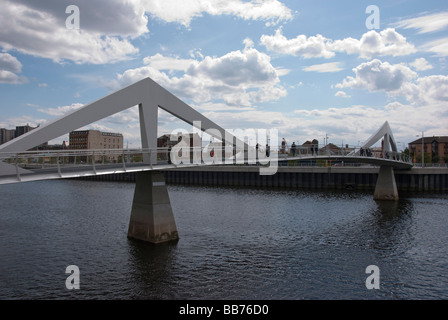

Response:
(422, 131), (424, 168)
(416, 132), (424, 167)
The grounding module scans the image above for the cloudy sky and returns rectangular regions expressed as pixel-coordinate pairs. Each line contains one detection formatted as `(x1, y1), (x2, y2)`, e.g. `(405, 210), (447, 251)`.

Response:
(0, 0), (447, 149)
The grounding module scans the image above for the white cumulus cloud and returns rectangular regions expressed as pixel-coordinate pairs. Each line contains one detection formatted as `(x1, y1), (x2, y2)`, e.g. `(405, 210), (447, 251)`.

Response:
(414, 75), (448, 105)
(336, 59), (448, 107)
(410, 58), (433, 71)
(331, 28), (416, 59)
(0, 53), (27, 84)
(260, 27), (334, 58)
(37, 103), (84, 116)
(303, 62), (343, 73)
(113, 45), (287, 107)
(0, 0), (294, 65)
(335, 91), (350, 98)
(0, 0), (140, 64)
(261, 28), (416, 60)
(336, 59), (417, 93)
(142, 0), (293, 27)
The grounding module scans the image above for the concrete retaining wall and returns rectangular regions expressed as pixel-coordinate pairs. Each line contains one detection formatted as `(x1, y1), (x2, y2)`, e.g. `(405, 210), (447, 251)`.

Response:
(79, 166), (448, 192)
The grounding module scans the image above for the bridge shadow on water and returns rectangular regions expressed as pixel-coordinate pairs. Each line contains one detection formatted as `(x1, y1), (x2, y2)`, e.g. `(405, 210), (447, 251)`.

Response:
(126, 237), (180, 299)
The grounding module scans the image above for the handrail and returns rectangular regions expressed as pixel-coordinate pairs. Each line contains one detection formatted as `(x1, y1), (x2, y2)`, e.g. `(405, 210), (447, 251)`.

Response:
(1, 144), (413, 168)
(0, 144), (417, 185)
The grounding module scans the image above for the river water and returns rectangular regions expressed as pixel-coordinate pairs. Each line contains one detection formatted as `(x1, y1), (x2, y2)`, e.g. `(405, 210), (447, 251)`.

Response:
(0, 179), (447, 300)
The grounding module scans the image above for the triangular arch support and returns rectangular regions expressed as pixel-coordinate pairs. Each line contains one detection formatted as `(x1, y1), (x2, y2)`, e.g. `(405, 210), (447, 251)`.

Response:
(0, 77), (243, 162)
(360, 121), (398, 154)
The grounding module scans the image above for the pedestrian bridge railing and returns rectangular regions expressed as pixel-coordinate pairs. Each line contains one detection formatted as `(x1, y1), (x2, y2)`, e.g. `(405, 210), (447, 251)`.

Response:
(0, 145), (413, 184)
(277, 145), (413, 164)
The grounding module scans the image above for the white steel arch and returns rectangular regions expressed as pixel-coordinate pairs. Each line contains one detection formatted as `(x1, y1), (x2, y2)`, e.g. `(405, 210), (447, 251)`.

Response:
(0, 77), (241, 158)
(361, 121), (397, 153)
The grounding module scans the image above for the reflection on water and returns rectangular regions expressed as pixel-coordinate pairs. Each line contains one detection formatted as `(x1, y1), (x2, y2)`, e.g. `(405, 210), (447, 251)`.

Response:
(127, 240), (179, 299)
(0, 180), (447, 299)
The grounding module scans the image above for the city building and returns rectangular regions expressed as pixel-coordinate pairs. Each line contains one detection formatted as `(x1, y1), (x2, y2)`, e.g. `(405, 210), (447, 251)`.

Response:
(69, 130), (123, 162)
(319, 143), (342, 155)
(0, 124), (37, 145)
(302, 139), (319, 154)
(157, 133), (201, 148)
(409, 136), (448, 165)
(157, 133), (202, 160)
(0, 128), (16, 145)
(33, 141), (66, 151)
(15, 125), (35, 138)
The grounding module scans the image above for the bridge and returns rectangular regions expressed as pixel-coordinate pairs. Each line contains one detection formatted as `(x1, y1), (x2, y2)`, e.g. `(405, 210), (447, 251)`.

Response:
(0, 144), (412, 185)
(0, 77), (413, 244)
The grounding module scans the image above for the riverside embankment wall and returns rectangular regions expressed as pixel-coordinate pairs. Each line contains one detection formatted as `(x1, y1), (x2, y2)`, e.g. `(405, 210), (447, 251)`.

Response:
(79, 166), (448, 192)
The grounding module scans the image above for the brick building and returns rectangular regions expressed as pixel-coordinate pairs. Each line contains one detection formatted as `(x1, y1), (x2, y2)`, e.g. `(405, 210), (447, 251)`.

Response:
(409, 136), (448, 165)
(69, 130), (123, 162)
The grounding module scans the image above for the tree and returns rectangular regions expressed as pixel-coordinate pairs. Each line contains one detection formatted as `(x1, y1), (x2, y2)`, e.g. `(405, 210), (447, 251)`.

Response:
(416, 153), (431, 166)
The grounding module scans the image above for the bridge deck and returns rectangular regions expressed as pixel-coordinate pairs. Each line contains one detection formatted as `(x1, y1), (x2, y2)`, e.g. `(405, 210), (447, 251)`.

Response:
(294, 155), (413, 170)
(0, 151), (413, 185)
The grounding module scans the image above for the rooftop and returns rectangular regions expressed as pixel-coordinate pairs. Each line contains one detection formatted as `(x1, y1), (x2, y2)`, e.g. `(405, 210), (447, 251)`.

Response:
(409, 136), (448, 144)
(70, 130), (122, 137)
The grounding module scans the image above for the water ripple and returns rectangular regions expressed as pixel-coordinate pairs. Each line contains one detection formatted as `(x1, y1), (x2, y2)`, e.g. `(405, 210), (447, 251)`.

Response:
(0, 180), (447, 299)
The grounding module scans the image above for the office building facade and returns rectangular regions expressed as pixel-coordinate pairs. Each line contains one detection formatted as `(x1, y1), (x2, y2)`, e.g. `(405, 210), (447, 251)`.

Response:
(69, 130), (124, 162)
(409, 136), (448, 165)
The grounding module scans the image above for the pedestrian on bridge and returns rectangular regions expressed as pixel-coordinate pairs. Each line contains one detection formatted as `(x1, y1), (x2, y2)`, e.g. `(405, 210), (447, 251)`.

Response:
(168, 146), (172, 164)
(256, 143), (259, 163)
(291, 142), (297, 157)
(281, 138), (286, 154)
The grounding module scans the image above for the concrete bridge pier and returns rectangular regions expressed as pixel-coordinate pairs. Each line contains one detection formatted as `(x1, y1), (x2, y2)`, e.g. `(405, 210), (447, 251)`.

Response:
(373, 166), (399, 201)
(127, 171), (179, 243)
